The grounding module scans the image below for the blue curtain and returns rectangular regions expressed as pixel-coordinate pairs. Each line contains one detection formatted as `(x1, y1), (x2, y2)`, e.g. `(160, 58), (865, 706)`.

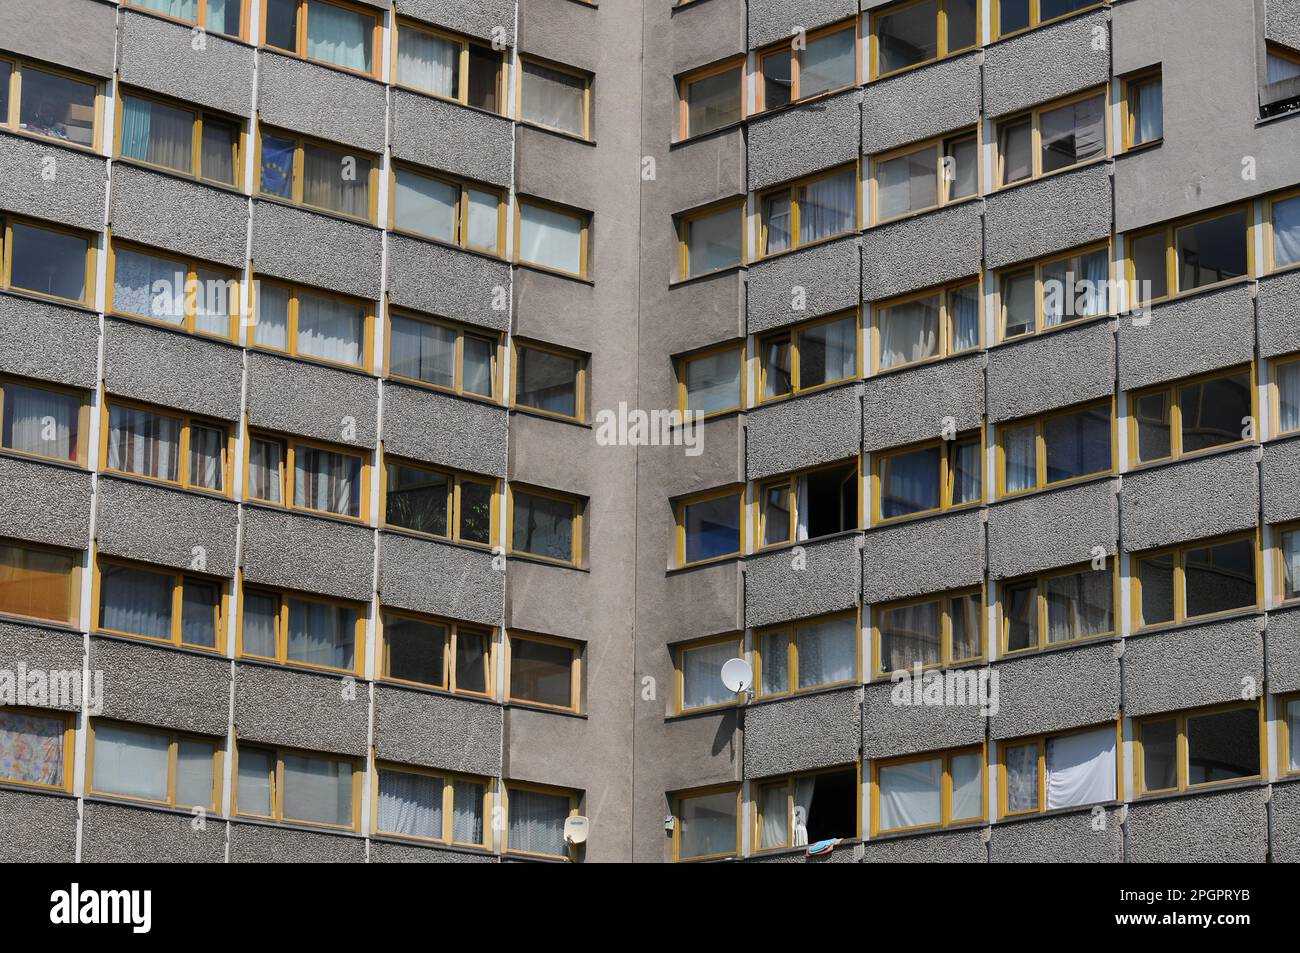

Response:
(306, 0), (372, 73)
(119, 96), (152, 162)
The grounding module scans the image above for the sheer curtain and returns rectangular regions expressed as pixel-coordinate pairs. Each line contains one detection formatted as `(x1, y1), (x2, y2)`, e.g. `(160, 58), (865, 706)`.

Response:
(1081, 249), (1110, 316)
(100, 565), (172, 639)
(389, 314), (454, 386)
(241, 592), (279, 657)
(452, 780), (484, 843)
(682, 641), (734, 709)
(1278, 362), (1300, 433)
(878, 759), (941, 830)
(247, 438), (283, 503)
(305, 0), (372, 73)
(237, 748), (274, 815)
(120, 96), (192, 173)
(883, 601), (940, 670)
(0, 710), (65, 786)
(193, 268), (234, 336)
(509, 789), (569, 856)
(814, 317), (857, 382)
(175, 740), (215, 807)
(181, 581), (218, 648)
(881, 447), (939, 517)
(760, 631), (788, 695)
(133, 0), (197, 20)
(465, 190), (499, 252)
(1003, 425), (1036, 493)
(1274, 197), (1300, 269)
(108, 406), (180, 481)
(794, 476), (810, 542)
(759, 785), (788, 849)
(1004, 743), (1038, 813)
(1134, 79), (1163, 143)
(764, 195), (792, 254)
(950, 284), (980, 352)
(283, 754), (352, 826)
(92, 724), (169, 800)
(1045, 569), (1112, 643)
(114, 248), (185, 324)
(255, 283), (291, 350)
(519, 204), (582, 274)
(1045, 728), (1115, 810)
(303, 146), (371, 218)
(394, 170), (457, 242)
(188, 425), (224, 491)
(796, 617), (855, 688)
(3, 383), (76, 459)
(521, 62), (585, 136)
(950, 752), (983, 820)
(879, 297), (938, 368)
(952, 440), (981, 504)
(397, 26), (456, 97)
(378, 770), (442, 838)
(799, 170), (855, 244)
(791, 777), (815, 847)
(287, 599), (356, 669)
(296, 293), (363, 365)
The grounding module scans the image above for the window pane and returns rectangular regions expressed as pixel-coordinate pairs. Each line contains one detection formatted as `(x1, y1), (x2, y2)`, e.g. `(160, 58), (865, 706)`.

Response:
(2, 382), (79, 461)
(1184, 539), (1256, 618)
(113, 247), (184, 324)
(1045, 727), (1116, 810)
(458, 481), (494, 545)
(119, 95), (193, 174)
(1043, 405), (1111, 483)
(510, 638), (574, 708)
(452, 779), (485, 843)
(798, 316), (856, 388)
(878, 145), (938, 220)
(878, 758), (941, 831)
(1044, 568), (1112, 643)
(205, 0), (240, 36)
(1283, 530), (1300, 602)
(0, 709), (65, 787)
(951, 438), (982, 505)
(763, 192), (792, 254)
(378, 769), (443, 839)
(1004, 581), (1037, 651)
(236, 747), (274, 815)
(296, 292), (364, 365)
(9, 222), (87, 301)
(454, 628), (488, 693)
(467, 44), (500, 111)
(1041, 0), (1097, 19)
(181, 579), (219, 648)
(1042, 249), (1109, 326)
(1274, 195), (1300, 269)
(463, 334), (495, 398)
(1140, 718), (1177, 790)
(397, 26), (457, 98)
(176, 739), (215, 808)
(394, 169), (457, 242)
(247, 437), (284, 503)
(93, 723), (169, 801)
(1131, 77), (1163, 145)
(1178, 370), (1250, 454)
(107, 405), (181, 482)
(294, 446), (362, 516)
(683, 493), (740, 563)
(799, 168), (856, 244)
(194, 267), (236, 336)
(801, 27), (856, 97)
(264, 0), (299, 51)
(188, 424), (225, 491)
(1137, 553), (1175, 626)
(685, 204), (742, 277)
(384, 615), (446, 686)
(878, 0), (938, 75)
(1004, 741), (1039, 812)
(686, 66), (741, 137)
(758, 782), (789, 848)
(999, 119), (1032, 184)
(950, 592), (982, 661)
(1290, 699), (1300, 772)
(0, 543), (73, 623)
(1176, 209), (1248, 292)
(258, 134), (296, 199)
(760, 629), (789, 694)
(286, 599), (357, 669)
(389, 314), (454, 388)
(0, 63), (10, 121)
(677, 790), (735, 859)
(681, 640), (736, 710)
(518, 203), (583, 274)
(879, 295), (939, 369)
(305, 0), (372, 73)
(950, 751), (983, 820)
(1040, 94), (1105, 173)
(516, 347), (578, 417)
(283, 753), (353, 826)
(520, 61), (585, 137)
(100, 564), (173, 640)
(510, 788), (571, 856)
(1130, 230), (1168, 302)
(762, 51), (792, 110)
(795, 616), (856, 688)
(512, 492), (576, 561)
(1187, 707), (1259, 785)
(254, 282), (290, 349)
(20, 66), (96, 147)
(880, 446), (940, 518)
(684, 349), (741, 416)
(762, 337), (792, 397)
(762, 483), (791, 546)
(1134, 391), (1171, 461)
(465, 189), (500, 253)
(946, 136), (978, 200)
(302, 143), (371, 218)
(999, 0), (1031, 34)
(947, 0), (979, 50)
(880, 599), (940, 671)
(1001, 422), (1035, 493)
(240, 592), (279, 658)
(1001, 270), (1035, 337)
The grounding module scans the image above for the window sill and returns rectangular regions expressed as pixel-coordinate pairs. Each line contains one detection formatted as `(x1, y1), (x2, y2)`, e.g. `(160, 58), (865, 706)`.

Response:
(871, 346), (986, 378)
(870, 46), (982, 85)
(748, 527), (863, 559)
(118, 3), (253, 51)
(987, 309), (1115, 351)
(750, 82), (860, 123)
(751, 229), (859, 266)
(104, 310), (243, 352)
(0, 286), (96, 315)
(376, 676), (501, 708)
(744, 680), (861, 710)
(258, 46), (385, 87)
(985, 4), (1109, 49)
(391, 82), (512, 125)
(869, 818), (986, 843)
(666, 553), (741, 576)
(233, 652), (364, 681)
(1131, 776), (1266, 806)
(368, 831), (498, 856)
(251, 193), (381, 232)
(0, 779), (77, 801)
(515, 119), (596, 148)
(994, 631), (1118, 664)
(869, 654), (989, 685)
(377, 525), (499, 557)
(505, 700), (587, 720)
(1125, 274), (1255, 314)
(90, 627), (227, 661)
(506, 552), (588, 573)
(1126, 606), (1264, 642)
(753, 376), (862, 409)
(869, 193), (983, 231)
(241, 496), (374, 533)
(512, 260), (594, 286)
(1118, 137), (1163, 158)
(0, 610), (81, 637)
(0, 445), (88, 476)
(992, 798), (1120, 828)
(0, 125), (103, 159)
(869, 500), (984, 532)
(247, 343), (379, 380)
(508, 404), (591, 428)
(384, 374), (507, 413)
(670, 117), (747, 149)
(668, 262), (746, 289)
(1123, 439), (1258, 476)
(386, 226), (508, 266)
(991, 469), (1116, 506)
(230, 812), (366, 839)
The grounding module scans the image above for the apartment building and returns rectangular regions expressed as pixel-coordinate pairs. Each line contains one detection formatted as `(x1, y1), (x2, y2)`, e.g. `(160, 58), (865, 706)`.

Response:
(0, 0), (1298, 864)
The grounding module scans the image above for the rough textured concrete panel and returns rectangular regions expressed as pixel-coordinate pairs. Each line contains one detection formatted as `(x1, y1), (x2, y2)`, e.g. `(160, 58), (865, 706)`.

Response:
(104, 318), (244, 421)
(378, 532), (504, 626)
(745, 534), (861, 628)
(863, 508), (986, 603)
(745, 385), (861, 480)
(399, 0), (516, 45)
(1262, 438), (1300, 525)
(241, 507), (375, 603)
(748, 0), (857, 47)
(862, 202), (983, 301)
(1126, 786), (1268, 863)
(1121, 449), (1258, 551)
(988, 807), (1122, 862)
(373, 685), (503, 777)
(1266, 0), (1300, 50)
(862, 353), (985, 453)
(748, 843), (859, 862)
(515, 127), (602, 214)
(987, 320), (1116, 423)
(743, 687), (861, 778)
(95, 476), (239, 577)
(984, 164), (1113, 269)
(0, 132), (106, 231)
(0, 294), (99, 389)
(81, 800), (226, 862)
(861, 826), (986, 862)
(386, 236), (512, 333)
(1257, 268), (1300, 360)
(391, 91), (513, 189)
(257, 53), (386, 154)
(370, 840), (498, 862)
(1267, 605), (1300, 696)
(1268, 780), (1300, 862)
(862, 679), (986, 758)
(984, 9), (1111, 118)
(1117, 283), (1256, 390)
(246, 350), (377, 448)
(110, 164), (248, 268)
(382, 383), (507, 478)
(0, 454), (92, 550)
(517, 0), (601, 73)
(508, 410), (592, 497)
(235, 662), (369, 757)
(0, 0), (116, 76)
(665, 128), (747, 214)
(670, 0), (747, 74)
(988, 479), (1118, 579)
(91, 636), (230, 736)
(503, 557), (593, 638)
(1123, 616), (1263, 718)
(0, 622), (83, 707)
(117, 10), (255, 116)
(991, 646), (1119, 739)
(747, 237), (859, 334)
(749, 91), (860, 193)
(229, 821), (366, 862)
(251, 201), (383, 300)
(862, 53), (981, 155)
(0, 788), (78, 862)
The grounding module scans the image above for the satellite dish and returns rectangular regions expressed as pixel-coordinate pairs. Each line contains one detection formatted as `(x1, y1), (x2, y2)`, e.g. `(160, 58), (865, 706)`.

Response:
(720, 658), (753, 694)
(564, 815), (589, 845)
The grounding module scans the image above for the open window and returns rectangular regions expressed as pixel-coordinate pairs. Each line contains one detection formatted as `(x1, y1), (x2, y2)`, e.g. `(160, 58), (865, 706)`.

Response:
(757, 460), (859, 548)
(756, 766), (858, 850)
(1001, 724), (1117, 816)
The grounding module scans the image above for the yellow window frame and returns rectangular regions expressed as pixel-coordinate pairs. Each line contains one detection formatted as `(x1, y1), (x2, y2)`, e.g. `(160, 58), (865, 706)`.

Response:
(755, 763), (861, 850)
(92, 555), (227, 653)
(1131, 530), (1263, 631)
(0, 537), (81, 627)
(123, 0), (248, 37)
(1127, 364), (1257, 466)
(510, 338), (588, 423)
(233, 741), (363, 831)
(371, 760), (493, 847)
(1265, 187), (1300, 275)
(756, 18), (861, 111)
(996, 241), (1113, 341)
(254, 122), (381, 223)
(676, 341), (746, 419)
(258, 0), (382, 80)
(871, 277), (983, 373)
(505, 631), (582, 713)
(995, 398), (1115, 497)
(87, 718), (223, 811)
(107, 239), (242, 340)
(994, 86), (1110, 187)
(390, 18), (506, 113)
(1278, 691), (1300, 778)
(377, 608), (495, 696)
(250, 276), (375, 371)
(873, 586), (985, 677)
(113, 88), (245, 188)
(870, 0), (983, 81)
(507, 484), (584, 567)
(872, 429), (984, 523)
(870, 128), (980, 225)
(384, 308), (503, 401)
(999, 722), (1122, 817)
(243, 429), (371, 522)
(99, 397), (234, 496)
(1135, 701), (1263, 796)
(1121, 67), (1162, 151)
(757, 309), (862, 402)
(380, 455), (500, 547)
(236, 580), (367, 676)
(674, 485), (744, 568)
(676, 57), (746, 141)
(754, 610), (861, 698)
(515, 55), (592, 141)
(677, 198), (747, 280)
(998, 561), (1117, 655)
(513, 197), (591, 279)
(0, 706), (75, 793)
(871, 745), (986, 834)
(754, 458), (861, 551)
(993, 0), (1107, 40)
(1125, 204), (1255, 306)
(503, 781), (580, 860)
(0, 374), (90, 466)
(388, 164), (508, 256)
(673, 633), (743, 715)
(757, 162), (861, 259)
(671, 783), (740, 862)
(1276, 520), (1300, 607)
(0, 215), (97, 307)
(0, 56), (104, 152)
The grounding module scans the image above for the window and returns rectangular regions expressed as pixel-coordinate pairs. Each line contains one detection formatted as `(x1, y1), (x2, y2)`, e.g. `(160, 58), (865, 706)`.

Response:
(1279, 357), (1300, 437)
(995, 0), (1101, 38)
(759, 311), (859, 400)
(1133, 534), (1259, 629)
(875, 589), (983, 675)
(379, 610), (492, 695)
(675, 635), (742, 713)
(0, 377), (86, 464)
(0, 58), (99, 148)
(678, 59), (743, 139)
(1269, 190), (1300, 272)
(873, 280), (981, 371)
(998, 401), (1112, 495)
(374, 764), (489, 846)
(756, 767), (858, 850)
(394, 20), (503, 112)
(95, 558), (223, 651)
(253, 279), (372, 369)
(1124, 70), (1163, 149)
(260, 0), (378, 77)
(382, 458), (497, 546)
(0, 217), (94, 304)
(999, 244), (1111, 338)
(871, 0), (979, 79)
(90, 720), (220, 809)
(672, 786), (738, 861)
(1127, 206), (1251, 304)
(387, 311), (500, 399)
(1000, 563), (1114, 653)
(0, 708), (72, 791)
(516, 200), (589, 277)
(1129, 367), (1254, 465)
(757, 460), (859, 548)
(678, 345), (743, 418)
(111, 243), (240, 339)
(236, 744), (360, 830)
(239, 586), (365, 674)
(874, 432), (982, 521)
(0, 539), (77, 625)
(116, 90), (240, 186)
(510, 487), (583, 565)
(873, 747), (984, 834)
(997, 89), (1107, 186)
(676, 488), (742, 566)
(518, 57), (590, 139)
(124, 0), (243, 36)
(101, 401), (230, 495)
(757, 20), (857, 110)
(391, 165), (505, 255)
(505, 783), (578, 859)
(1137, 704), (1260, 795)
(757, 612), (858, 696)
(759, 165), (859, 256)
(1280, 694), (1300, 776)
(508, 634), (581, 712)
(245, 432), (368, 520)
(1279, 525), (1300, 604)
(871, 131), (978, 223)
(258, 127), (376, 221)
(512, 341), (586, 421)
(678, 201), (745, 279)
(1000, 725), (1117, 816)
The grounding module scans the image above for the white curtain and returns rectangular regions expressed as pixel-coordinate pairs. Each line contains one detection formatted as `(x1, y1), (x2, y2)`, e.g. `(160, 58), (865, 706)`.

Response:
(283, 754), (352, 826)
(1274, 196), (1300, 269)
(791, 777), (815, 847)
(181, 581), (218, 648)
(809, 316), (856, 383)
(302, 145), (370, 218)
(1268, 52), (1300, 84)
(952, 439), (981, 505)
(397, 26), (456, 97)
(799, 169), (856, 244)
(93, 724), (168, 800)
(114, 248), (185, 324)
(462, 335), (494, 397)
(193, 268), (234, 336)
(255, 283), (290, 350)
(297, 293), (363, 366)
(519, 204), (583, 274)
(794, 476), (810, 542)
(878, 758), (941, 830)
(452, 780), (484, 844)
(800, 27), (855, 97)
(188, 425), (223, 491)
(687, 349), (740, 415)
(0, 710), (65, 786)
(241, 592), (280, 658)
(394, 170), (457, 242)
(509, 789), (569, 856)
(950, 752), (983, 820)
(1134, 78), (1163, 143)
(760, 630), (788, 695)
(521, 61), (585, 136)
(1004, 743), (1039, 813)
(682, 640), (734, 709)
(1002, 424), (1036, 493)
(205, 0), (237, 34)
(378, 770), (442, 838)
(759, 784), (788, 849)
(879, 296), (938, 368)
(287, 599), (356, 669)
(175, 739), (215, 808)
(100, 565), (172, 639)
(3, 382), (76, 460)
(877, 147), (937, 221)
(1045, 727), (1115, 810)
(881, 601), (940, 671)
(236, 747), (274, 815)
(247, 438), (283, 503)
(389, 314), (455, 387)
(294, 447), (360, 517)
(466, 189), (499, 252)
(950, 284), (980, 352)
(795, 617), (855, 688)
(305, 0), (371, 73)
(764, 194), (792, 254)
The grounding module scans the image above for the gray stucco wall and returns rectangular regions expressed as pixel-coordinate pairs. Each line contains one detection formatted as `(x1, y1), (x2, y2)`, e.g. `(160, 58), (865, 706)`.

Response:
(228, 821), (366, 863)
(400, 0), (516, 45)
(117, 10), (255, 116)
(1126, 786), (1268, 862)
(234, 662), (369, 758)
(0, 788), (79, 862)
(103, 318), (244, 421)
(861, 679), (986, 759)
(748, 0), (856, 48)
(863, 508), (986, 603)
(0, 294), (99, 389)
(90, 636), (230, 736)
(81, 800), (226, 863)
(744, 534), (861, 628)
(862, 53), (981, 156)
(987, 479), (1118, 579)
(1120, 449), (1259, 551)
(745, 384), (861, 479)
(748, 91), (860, 193)
(983, 9), (1111, 118)
(984, 163), (1113, 270)
(747, 237), (861, 333)
(0, 132), (106, 232)
(0, 454), (91, 550)
(246, 350), (378, 448)
(257, 53), (387, 155)
(370, 840), (499, 863)
(378, 532), (505, 627)
(1265, 0), (1300, 49)
(987, 320), (1115, 424)
(1122, 616), (1264, 718)
(862, 202), (983, 301)
(862, 353), (985, 452)
(1267, 605), (1300, 695)
(391, 91), (514, 189)
(373, 684), (504, 777)
(988, 806), (1123, 863)
(110, 164), (248, 269)
(1258, 269), (1300, 360)
(1269, 780), (1300, 862)
(95, 476), (239, 577)
(0, 622), (84, 703)
(241, 507), (375, 604)
(383, 384), (507, 477)
(1260, 438), (1300, 524)
(251, 201), (384, 301)
(743, 687), (861, 777)
(386, 237), (512, 333)
(1117, 283), (1256, 390)
(991, 646), (1119, 739)
(0, 0), (116, 77)
(861, 826), (986, 862)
